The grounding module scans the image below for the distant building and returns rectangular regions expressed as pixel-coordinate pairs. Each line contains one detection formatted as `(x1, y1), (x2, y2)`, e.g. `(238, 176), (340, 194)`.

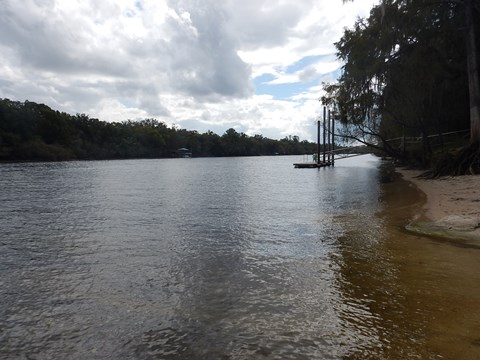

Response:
(175, 148), (192, 158)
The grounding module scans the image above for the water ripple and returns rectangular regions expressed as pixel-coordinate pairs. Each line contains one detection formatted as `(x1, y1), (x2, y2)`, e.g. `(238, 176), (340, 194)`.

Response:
(0, 156), (424, 358)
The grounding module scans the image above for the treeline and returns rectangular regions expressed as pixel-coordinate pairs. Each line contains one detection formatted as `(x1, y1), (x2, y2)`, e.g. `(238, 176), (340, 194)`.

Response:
(0, 98), (316, 161)
(323, 0), (479, 169)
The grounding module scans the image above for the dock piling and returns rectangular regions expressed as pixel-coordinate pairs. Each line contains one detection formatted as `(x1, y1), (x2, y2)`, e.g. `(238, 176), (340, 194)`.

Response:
(293, 105), (335, 168)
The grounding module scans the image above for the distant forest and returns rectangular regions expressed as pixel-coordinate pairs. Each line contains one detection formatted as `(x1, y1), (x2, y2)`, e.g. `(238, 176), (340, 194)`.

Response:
(0, 98), (316, 161)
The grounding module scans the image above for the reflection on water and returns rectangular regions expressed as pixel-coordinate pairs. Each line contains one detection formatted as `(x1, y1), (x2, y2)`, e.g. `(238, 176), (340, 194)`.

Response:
(1, 155), (480, 359)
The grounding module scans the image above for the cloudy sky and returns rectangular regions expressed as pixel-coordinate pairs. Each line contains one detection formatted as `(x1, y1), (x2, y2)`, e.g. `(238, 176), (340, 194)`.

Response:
(0, 0), (377, 141)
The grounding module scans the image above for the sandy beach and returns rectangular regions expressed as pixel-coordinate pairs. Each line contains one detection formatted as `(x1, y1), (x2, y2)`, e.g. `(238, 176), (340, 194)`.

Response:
(397, 168), (480, 240)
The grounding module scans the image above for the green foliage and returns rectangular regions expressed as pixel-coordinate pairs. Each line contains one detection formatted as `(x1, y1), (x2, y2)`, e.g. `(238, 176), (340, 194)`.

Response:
(324, 0), (478, 167)
(0, 99), (315, 161)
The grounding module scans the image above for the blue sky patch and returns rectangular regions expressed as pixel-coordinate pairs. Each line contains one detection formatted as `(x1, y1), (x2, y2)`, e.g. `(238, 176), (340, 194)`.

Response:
(254, 76), (317, 100)
(135, 1), (144, 11)
(253, 54), (340, 100)
(285, 54), (333, 73)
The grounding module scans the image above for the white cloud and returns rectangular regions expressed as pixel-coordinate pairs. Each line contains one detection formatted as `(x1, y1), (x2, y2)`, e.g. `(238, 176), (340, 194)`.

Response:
(0, 0), (378, 141)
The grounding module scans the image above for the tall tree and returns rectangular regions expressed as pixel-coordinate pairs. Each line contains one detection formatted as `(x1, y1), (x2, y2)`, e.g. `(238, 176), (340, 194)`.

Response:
(343, 0), (479, 142)
(465, 0), (480, 143)
(329, 0), (477, 171)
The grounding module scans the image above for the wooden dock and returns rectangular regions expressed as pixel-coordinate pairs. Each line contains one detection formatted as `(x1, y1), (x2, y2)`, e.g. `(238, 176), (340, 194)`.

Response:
(293, 161), (333, 168)
(294, 105), (335, 169)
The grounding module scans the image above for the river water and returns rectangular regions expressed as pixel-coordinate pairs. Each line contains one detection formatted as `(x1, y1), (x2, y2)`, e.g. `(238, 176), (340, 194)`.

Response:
(1, 155), (479, 359)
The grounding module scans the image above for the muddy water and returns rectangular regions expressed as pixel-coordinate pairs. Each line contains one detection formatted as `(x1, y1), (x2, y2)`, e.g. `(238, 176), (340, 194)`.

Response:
(368, 174), (480, 359)
(1, 156), (480, 359)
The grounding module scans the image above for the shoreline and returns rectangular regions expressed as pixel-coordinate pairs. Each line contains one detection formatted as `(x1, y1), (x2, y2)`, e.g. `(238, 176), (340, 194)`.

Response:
(396, 168), (480, 242)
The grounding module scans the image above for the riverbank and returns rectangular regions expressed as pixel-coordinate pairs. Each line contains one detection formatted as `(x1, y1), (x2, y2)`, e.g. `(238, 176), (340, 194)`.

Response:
(396, 168), (480, 242)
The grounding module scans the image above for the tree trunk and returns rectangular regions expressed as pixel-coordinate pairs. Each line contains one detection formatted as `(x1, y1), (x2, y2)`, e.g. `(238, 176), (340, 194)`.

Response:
(465, 0), (480, 143)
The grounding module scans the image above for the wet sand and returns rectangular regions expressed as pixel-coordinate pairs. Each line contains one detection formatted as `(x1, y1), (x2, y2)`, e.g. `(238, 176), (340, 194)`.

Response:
(375, 170), (480, 359)
(397, 168), (480, 241)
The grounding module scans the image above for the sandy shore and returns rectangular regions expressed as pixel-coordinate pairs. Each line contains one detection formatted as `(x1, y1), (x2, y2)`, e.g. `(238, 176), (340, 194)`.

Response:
(397, 168), (480, 240)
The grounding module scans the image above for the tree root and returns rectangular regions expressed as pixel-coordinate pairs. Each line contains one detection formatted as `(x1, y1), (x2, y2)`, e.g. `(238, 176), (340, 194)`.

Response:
(421, 141), (480, 178)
